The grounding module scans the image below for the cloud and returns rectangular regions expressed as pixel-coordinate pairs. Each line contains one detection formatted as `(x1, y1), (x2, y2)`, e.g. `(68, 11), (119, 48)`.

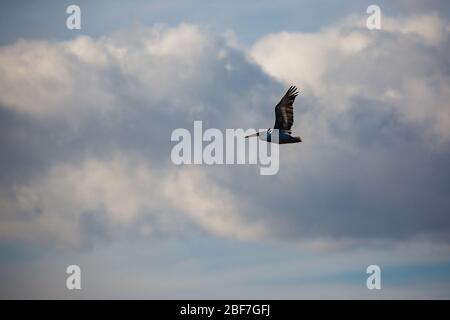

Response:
(251, 13), (450, 143)
(0, 25), (212, 116)
(1, 155), (168, 247)
(247, 13), (450, 244)
(0, 23), (275, 124)
(0, 15), (449, 251)
(164, 168), (269, 241)
(0, 154), (272, 248)
(0, 24), (280, 248)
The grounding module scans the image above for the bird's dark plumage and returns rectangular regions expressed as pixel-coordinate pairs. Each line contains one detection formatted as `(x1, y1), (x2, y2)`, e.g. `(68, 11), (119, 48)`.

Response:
(274, 85), (299, 131)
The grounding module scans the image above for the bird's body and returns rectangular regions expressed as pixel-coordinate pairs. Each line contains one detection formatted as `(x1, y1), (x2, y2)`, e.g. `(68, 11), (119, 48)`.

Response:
(245, 86), (302, 144)
(258, 129), (302, 144)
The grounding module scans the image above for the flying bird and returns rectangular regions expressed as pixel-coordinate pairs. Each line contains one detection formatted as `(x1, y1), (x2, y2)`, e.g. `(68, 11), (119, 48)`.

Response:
(245, 86), (302, 144)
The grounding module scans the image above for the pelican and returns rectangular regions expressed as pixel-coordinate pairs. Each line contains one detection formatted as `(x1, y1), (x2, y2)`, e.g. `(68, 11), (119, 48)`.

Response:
(245, 86), (302, 144)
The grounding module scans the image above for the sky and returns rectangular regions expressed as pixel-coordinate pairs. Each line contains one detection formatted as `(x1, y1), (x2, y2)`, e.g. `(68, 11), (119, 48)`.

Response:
(0, 0), (450, 299)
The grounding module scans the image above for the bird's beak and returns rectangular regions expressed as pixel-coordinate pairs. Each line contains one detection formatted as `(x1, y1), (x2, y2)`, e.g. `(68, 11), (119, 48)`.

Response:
(245, 132), (259, 138)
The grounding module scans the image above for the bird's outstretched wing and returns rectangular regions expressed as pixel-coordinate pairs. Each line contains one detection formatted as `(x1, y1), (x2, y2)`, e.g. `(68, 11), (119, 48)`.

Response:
(274, 86), (299, 131)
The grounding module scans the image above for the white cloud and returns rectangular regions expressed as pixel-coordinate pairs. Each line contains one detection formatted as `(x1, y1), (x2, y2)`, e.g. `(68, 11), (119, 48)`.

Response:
(164, 168), (268, 241)
(383, 14), (449, 46)
(0, 155), (270, 247)
(0, 155), (167, 246)
(0, 24), (235, 118)
(251, 14), (450, 143)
